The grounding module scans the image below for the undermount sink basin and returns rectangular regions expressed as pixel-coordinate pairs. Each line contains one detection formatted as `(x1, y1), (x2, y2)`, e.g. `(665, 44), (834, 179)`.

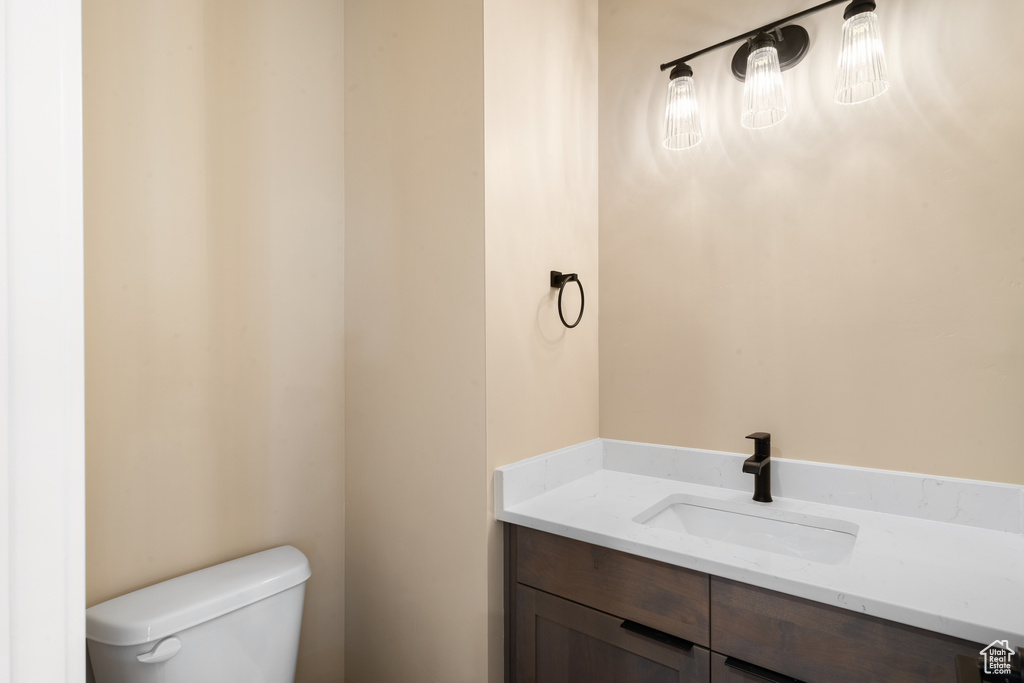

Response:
(634, 494), (859, 565)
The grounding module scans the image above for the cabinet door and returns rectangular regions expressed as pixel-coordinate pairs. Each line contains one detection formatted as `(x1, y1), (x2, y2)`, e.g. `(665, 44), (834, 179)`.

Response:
(516, 584), (710, 683)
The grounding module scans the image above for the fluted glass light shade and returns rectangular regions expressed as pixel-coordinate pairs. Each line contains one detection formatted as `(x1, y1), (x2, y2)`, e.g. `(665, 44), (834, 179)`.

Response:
(834, 10), (889, 104)
(740, 37), (787, 129)
(663, 65), (702, 150)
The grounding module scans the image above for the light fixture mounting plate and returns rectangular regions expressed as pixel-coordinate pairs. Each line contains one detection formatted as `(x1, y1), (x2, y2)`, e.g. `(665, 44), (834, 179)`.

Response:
(731, 25), (810, 82)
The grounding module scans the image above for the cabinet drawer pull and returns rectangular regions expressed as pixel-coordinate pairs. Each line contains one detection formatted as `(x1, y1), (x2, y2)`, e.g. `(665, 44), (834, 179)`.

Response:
(619, 620), (694, 652)
(724, 657), (804, 683)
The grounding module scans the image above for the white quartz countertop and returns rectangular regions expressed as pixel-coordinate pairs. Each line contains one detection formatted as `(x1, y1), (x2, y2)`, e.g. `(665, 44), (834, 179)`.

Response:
(494, 439), (1024, 648)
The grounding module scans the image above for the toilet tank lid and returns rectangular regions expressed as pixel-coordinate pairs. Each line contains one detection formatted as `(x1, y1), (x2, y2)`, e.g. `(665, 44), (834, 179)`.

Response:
(86, 545), (311, 647)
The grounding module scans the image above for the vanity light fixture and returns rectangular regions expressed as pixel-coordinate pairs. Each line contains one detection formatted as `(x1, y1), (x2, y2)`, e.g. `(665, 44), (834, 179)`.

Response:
(659, 0), (888, 148)
(834, 1), (889, 104)
(664, 64), (703, 149)
(739, 31), (791, 129)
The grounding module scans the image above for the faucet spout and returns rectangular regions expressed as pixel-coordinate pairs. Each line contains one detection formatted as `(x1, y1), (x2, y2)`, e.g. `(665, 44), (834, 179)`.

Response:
(742, 454), (769, 474)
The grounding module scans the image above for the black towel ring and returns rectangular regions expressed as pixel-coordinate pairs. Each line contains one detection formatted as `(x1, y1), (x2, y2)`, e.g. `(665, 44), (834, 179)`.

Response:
(550, 271), (585, 329)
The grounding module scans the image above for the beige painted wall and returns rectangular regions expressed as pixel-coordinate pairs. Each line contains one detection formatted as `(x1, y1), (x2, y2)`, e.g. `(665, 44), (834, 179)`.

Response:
(484, 0), (600, 491)
(84, 2), (346, 681)
(344, 1), (488, 682)
(599, 0), (1024, 484)
(484, 0), (599, 679)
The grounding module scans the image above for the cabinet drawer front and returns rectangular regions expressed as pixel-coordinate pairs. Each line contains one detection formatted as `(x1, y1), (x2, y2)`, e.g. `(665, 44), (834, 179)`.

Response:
(710, 577), (981, 683)
(517, 584), (710, 683)
(516, 526), (709, 647)
(711, 652), (804, 683)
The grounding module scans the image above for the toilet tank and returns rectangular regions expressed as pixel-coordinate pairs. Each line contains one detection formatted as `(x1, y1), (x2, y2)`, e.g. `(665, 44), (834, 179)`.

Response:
(86, 546), (311, 683)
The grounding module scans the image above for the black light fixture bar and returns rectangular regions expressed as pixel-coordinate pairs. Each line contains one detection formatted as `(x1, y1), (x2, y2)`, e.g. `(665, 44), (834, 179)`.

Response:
(659, 0), (848, 72)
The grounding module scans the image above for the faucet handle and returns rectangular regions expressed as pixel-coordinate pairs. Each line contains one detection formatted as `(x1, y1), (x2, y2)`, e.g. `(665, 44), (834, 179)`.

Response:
(745, 432), (771, 457)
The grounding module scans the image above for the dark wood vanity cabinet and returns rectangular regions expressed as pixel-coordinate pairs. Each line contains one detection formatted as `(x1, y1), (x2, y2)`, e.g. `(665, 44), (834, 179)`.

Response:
(506, 524), (983, 683)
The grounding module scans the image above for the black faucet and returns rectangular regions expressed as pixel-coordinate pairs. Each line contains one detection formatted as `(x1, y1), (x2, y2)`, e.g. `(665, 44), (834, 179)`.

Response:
(743, 432), (772, 503)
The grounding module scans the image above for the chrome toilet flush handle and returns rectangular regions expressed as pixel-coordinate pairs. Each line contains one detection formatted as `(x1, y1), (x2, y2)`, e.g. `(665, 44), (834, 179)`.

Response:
(137, 636), (182, 664)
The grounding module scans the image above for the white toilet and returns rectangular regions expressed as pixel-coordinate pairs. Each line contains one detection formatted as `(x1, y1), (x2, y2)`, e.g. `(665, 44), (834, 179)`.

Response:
(86, 545), (311, 683)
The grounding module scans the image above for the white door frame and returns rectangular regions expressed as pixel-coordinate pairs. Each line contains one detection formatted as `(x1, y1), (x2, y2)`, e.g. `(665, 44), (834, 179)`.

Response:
(2, 0), (85, 680)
